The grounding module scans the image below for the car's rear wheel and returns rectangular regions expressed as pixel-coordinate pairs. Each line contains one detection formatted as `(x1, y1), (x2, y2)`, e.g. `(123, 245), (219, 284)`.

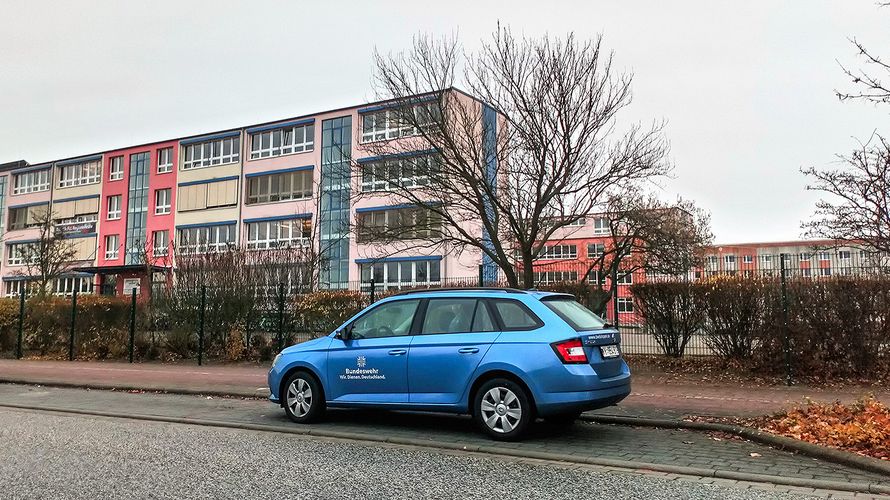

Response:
(474, 378), (532, 441)
(283, 372), (325, 424)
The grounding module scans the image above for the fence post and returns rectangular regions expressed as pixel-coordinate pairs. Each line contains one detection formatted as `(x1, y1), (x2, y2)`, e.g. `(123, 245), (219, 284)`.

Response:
(277, 282), (285, 353)
(369, 276), (376, 304)
(245, 307), (251, 355)
(780, 253), (792, 386)
(478, 264), (484, 287)
(128, 287), (137, 363)
(68, 288), (78, 361)
(198, 285), (206, 366)
(611, 266), (619, 328)
(15, 287), (25, 359)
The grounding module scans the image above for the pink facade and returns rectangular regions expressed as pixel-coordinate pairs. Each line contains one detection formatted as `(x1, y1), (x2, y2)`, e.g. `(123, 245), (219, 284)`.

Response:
(1, 163), (54, 295)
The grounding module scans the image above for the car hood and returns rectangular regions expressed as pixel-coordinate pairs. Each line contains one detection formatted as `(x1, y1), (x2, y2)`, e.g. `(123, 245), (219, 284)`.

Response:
(282, 336), (331, 354)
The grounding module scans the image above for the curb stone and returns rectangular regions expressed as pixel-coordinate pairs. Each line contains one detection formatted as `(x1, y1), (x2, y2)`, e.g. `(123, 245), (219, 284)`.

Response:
(0, 401), (888, 496)
(581, 414), (890, 479)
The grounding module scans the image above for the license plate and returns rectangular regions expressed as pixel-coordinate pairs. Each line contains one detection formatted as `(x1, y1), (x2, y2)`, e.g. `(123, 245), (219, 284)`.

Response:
(600, 345), (620, 359)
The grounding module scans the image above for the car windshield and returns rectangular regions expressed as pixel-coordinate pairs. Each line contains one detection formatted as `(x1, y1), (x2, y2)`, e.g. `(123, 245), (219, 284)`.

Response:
(543, 298), (606, 331)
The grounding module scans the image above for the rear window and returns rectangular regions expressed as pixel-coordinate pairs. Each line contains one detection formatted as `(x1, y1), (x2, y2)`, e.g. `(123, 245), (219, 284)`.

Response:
(543, 298), (606, 331)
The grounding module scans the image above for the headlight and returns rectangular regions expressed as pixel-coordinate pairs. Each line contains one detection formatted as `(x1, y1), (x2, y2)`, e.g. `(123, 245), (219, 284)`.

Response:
(272, 353), (282, 368)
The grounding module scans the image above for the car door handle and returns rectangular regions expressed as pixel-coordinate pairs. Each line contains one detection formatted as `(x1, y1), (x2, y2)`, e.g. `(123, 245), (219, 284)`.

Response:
(458, 347), (480, 354)
(388, 349), (407, 356)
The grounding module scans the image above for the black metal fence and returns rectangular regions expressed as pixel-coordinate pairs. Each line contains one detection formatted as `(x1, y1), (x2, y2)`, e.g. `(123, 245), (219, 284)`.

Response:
(1, 251), (888, 375)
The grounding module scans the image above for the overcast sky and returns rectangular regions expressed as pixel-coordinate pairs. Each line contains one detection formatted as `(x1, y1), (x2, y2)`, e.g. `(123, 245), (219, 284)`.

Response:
(1, 1), (888, 243)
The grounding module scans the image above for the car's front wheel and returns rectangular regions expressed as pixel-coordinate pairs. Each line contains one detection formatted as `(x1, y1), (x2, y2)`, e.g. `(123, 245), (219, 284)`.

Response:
(283, 372), (325, 424)
(474, 378), (532, 441)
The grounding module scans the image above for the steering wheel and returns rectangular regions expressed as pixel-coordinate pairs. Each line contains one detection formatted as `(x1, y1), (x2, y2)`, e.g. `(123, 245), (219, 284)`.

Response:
(375, 326), (394, 338)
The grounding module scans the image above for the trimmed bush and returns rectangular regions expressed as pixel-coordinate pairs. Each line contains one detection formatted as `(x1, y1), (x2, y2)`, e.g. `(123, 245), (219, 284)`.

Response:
(293, 290), (369, 337)
(697, 276), (773, 360)
(631, 281), (704, 357)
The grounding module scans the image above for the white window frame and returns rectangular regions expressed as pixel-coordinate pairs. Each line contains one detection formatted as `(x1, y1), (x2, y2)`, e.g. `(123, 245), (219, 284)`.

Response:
(539, 244), (578, 260)
(53, 277), (92, 297)
(153, 230), (169, 257)
(157, 148), (173, 174)
(357, 207), (442, 242)
(587, 243), (605, 258)
(107, 195), (122, 220)
(177, 224), (236, 254)
(182, 136), (241, 170)
(360, 102), (440, 143)
(617, 272), (633, 285)
(838, 250), (851, 261)
(104, 235), (119, 260)
(109, 156), (124, 181)
(360, 259), (442, 290)
(819, 267), (832, 277)
(58, 160), (101, 188)
(532, 271), (578, 284)
(361, 154), (439, 192)
(6, 242), (36, 266)
(246, 219), (311, 250)
(592, 217), (610, 235)
(155, 188), (171, 215)
(250, 123), (314, 159)
(743, 255), (753, 264)
(245, 170), (313, 205)
(13, 169), (50, 194)
(818, 252), (831, 262)
(616, 297), (634, 313)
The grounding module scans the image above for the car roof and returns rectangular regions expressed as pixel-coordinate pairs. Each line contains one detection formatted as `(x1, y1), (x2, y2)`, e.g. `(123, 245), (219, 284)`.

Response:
(381, 288), (574, 301)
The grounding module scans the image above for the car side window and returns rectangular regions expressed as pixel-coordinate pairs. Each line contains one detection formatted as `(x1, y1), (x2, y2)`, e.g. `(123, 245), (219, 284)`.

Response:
(493, 300), (543, 331)
(420, 298), (498, 334)
(351, 299), (420, 339)
(471, 300), (496, 332)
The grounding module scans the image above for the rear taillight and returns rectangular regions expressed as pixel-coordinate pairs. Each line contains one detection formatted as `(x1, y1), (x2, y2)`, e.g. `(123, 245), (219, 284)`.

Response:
(551, 339), (588, 364)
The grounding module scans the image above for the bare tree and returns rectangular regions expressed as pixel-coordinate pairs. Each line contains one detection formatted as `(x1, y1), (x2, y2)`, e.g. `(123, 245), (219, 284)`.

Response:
(360, 27), (670, 288)
(803, 134), (890, 253)
(577, 190), (712, 313)
(12, 207), (79, 298)
(836, 3), (890, 105)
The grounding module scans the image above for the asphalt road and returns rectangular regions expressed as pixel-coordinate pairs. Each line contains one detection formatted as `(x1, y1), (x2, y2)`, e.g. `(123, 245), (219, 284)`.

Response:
(0, 408), (815, 500)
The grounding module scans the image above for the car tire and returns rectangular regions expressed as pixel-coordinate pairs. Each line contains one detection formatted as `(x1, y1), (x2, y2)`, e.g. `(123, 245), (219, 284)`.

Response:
(282, 371), (325, 424)
(473, 378), (533, 441)
(544, 411), (582, 426)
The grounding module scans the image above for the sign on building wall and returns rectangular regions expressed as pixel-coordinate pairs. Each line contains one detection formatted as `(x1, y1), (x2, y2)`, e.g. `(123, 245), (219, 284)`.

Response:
(123, 278), (141, 295)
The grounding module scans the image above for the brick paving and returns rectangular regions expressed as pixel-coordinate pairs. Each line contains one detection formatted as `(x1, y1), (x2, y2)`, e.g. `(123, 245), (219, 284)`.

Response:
(0, 383), (887, 490)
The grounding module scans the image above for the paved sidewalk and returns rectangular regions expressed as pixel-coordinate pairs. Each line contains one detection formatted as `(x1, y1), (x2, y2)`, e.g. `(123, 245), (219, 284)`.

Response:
(0, 383), (887, 492)
(0, 359), (885, 419)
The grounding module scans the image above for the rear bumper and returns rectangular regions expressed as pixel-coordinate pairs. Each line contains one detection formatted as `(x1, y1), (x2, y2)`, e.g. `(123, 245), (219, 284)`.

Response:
(534, 380), (631, 416)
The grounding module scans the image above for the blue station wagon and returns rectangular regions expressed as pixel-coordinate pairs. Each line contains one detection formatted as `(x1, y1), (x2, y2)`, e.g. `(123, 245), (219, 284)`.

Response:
(268, 288), (631, 440)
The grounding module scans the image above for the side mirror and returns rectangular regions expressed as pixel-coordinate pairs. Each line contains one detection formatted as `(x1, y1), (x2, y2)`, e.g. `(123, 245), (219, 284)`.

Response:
(337, 325), (353, 341)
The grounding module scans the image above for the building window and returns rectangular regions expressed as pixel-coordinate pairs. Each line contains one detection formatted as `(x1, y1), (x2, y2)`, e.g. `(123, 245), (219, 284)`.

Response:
(743, 255), (753, 264)
(157, 148), (173, 173)
(818, 252), (831, 262)
(4, 280), (30, 298)
(6, 242), (36, 266)
(819, 267), (832, 277)
(799, 252), (811, 261)
(565, 217), (586, 227)
(155, 188), (171, 215)
(177, 178), (239, 211)
(8, 204), (48, 230)
(58, 159), (101, 188)
(107, 195), (122, 220)
(359, 259), (441, 289)
(724, 255), (736, 265)
(13, 169), (50, 194)
(246, 218), (311, 250)
(104, 235), (119, 260)
(838, 250), (851, 261)
(592, 217), (610, 235)
(587, 243), (605, 258)
(109, 156), (124, 181)
(245, 170), (312, 205)
(153, 230), (169, 257)
(177, 224), (236, 254)
(182, 136), (240, 170)
(616, 272), (633, 285)
(617, 297), (634, 313)
(250, 123), (314, 159)
(53, 277), (92, 296)
(539, 244), (578, 260)
(706, 255), (718, 266)
(356, 206), (442, 243)
(533, 271), (578, 284)
(360, 102), (441, 143)
(760, 254), (773, 267)
(361, 154), (440, 192)
(58, 213), (98, 226)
